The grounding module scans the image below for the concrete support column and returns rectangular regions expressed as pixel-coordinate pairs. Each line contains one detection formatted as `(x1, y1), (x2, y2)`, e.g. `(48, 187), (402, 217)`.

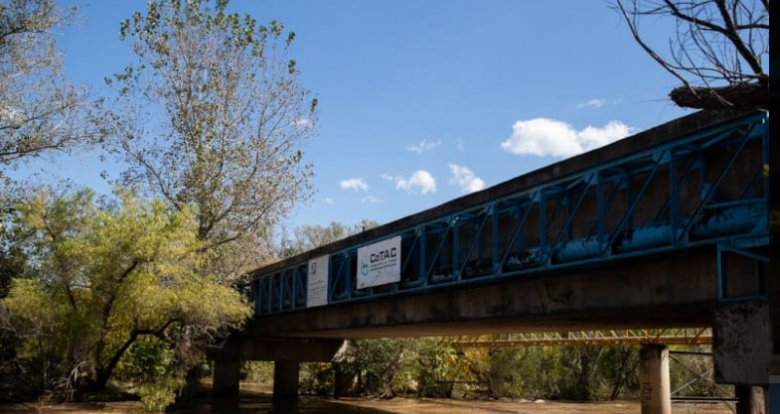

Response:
(640, 344), (671, 414)
(273, 361), (300, 399)
(735, 385), (760, 414)
(212, 358), (241, 397)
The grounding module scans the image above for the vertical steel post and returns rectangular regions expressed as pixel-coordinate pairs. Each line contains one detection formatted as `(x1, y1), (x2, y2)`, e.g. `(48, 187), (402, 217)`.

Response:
(597, 172), (605, 253)
(539, 190), (546, 262)
(669, 150), (679, 244)
(345, 252), (352, 300)
(452, 217), (460, 280)
(492, 205), (499, 274)
(419, 227), (426, 286)
(291, 267), (298, 310)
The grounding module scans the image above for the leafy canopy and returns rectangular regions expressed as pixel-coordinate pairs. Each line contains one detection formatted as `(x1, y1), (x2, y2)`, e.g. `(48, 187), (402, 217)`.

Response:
(0, 0), (97, 170)
(106, 0), (318, 281)
(1, 189), (250, 390)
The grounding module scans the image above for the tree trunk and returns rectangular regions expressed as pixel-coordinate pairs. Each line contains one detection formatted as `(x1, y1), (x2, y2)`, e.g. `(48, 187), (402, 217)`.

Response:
(610, 347), (635, 400)
(88, 330), (140, 391)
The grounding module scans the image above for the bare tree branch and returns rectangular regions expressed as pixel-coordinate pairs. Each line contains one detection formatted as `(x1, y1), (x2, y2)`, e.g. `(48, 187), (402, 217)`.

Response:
(615, 0), (768, 109)
(616, 0), (693, 89)
(712, 0), (766, 79)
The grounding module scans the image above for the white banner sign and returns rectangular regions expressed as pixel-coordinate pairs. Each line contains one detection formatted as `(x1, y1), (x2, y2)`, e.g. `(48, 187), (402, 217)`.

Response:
(357, 236), (401, 289)
(307, 255), (329, 307)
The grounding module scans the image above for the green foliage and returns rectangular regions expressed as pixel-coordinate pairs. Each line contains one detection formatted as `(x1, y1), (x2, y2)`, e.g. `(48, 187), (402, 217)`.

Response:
(0, 0), (97, 169)
(0, 191), (29, 300)
(352, 339), (416, 398)
(137, 375), (184, 412)
(292, 330), (742, 405)
(115, 337), (177, 383)
(243, 361), (273, 384)
(282, 220), (381, 257)
(294, 337), (717, 402)
(598, 345), (640, 399)
(3, 279), (73, 358)
(300, 362), (334, 396)
(0, 188), (250, 398)
(107, 0), (318, 282)
(483, 348), (524, 398)
(317, 337), (473, 398)
(413, 338), (484, 397)
(328, 339), (410, 398)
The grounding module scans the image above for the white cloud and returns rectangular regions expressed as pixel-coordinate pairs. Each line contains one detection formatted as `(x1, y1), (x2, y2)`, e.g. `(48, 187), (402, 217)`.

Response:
(406, 139), (441, 153)
(339, 178), (368, 191)
(323, 197), (335, 205)
(393, 170), (437, 194)
(456, 138), (465, 151)
(500, 118), (635, 158)
(361, 196), (384, 204)
(380, 173), (395, 181)
(448, 164), (485, 194)
(577, 98), (607, 109)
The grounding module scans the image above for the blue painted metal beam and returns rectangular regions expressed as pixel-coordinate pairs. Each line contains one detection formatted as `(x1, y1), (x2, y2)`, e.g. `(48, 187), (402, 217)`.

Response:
(251, 111), (769, 315)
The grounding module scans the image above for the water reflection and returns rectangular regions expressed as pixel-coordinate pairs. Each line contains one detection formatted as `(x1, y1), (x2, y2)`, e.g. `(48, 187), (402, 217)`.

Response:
(172, 384), (734, 414)
(177, 393), (391, 414)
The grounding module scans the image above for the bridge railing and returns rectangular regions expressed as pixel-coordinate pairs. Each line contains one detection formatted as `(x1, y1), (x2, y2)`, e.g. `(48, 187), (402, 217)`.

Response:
(250, 111), (768, 315)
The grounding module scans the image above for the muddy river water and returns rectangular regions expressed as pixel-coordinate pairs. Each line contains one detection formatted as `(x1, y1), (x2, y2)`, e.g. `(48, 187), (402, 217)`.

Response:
(0, 396), (735, 413)
(176, 393), (734, 414)
(0, 384), (735, 413)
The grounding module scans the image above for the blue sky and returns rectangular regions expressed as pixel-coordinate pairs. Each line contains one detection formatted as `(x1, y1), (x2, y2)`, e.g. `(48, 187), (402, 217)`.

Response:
(12, 0), (694, 228)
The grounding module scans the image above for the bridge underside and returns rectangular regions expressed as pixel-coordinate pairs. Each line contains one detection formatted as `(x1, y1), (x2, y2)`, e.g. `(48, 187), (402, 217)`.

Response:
(247, 304), (712, 339)
(245, 250), (721, 339)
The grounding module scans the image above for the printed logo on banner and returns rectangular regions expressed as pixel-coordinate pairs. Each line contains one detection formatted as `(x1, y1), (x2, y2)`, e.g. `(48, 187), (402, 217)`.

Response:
(357, 236), (401, 289)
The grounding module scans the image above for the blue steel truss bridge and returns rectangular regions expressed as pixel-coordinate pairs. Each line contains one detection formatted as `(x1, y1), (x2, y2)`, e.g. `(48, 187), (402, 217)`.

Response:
(247, 110), (768, 317)
(212, 110), (771, 406)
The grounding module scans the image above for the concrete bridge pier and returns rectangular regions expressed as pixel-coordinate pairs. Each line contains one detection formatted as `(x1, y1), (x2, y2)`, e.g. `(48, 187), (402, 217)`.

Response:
(273, 361), (301, 399)
(734, 385), (761, 414)
(640, 344), (671, 414)
(213, 357), (241, 397)
(209, 336), (344, 399)
(212, 337), (241, 397)
(713, 301), (771, 413)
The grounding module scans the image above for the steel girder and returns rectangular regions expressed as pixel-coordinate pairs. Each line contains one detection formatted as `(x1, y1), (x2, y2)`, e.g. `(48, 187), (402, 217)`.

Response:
(251, 112), (769, 315)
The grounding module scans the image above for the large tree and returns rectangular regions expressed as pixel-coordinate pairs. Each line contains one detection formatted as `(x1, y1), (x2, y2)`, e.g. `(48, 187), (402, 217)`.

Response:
(0, 189), (250, 393)
(0, 0), (96, 171)
(615, 0), (768, 110)
(105, 0), (318, 282)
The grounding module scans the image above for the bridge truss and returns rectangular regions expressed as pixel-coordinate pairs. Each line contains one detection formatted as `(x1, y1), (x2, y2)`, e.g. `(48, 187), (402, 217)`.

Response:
(451, 328), (712, 348)
(251, 111), (768, 315)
